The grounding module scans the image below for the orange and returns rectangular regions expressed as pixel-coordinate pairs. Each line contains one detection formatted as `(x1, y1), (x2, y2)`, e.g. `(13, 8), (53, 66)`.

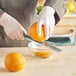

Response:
(5, 52), (26, 72)
(29, 22), (45, 42)
(34, 50), (53, 58)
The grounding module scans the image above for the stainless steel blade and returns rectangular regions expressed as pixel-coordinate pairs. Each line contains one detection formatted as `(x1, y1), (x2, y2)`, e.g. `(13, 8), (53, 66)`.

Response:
(24, 35), (62, 52)
(41, 41), (62, 52)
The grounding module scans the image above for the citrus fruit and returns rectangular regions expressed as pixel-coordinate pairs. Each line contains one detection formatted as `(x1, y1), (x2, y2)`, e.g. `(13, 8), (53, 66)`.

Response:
(5, 52), (26, 72)
(29, 22), (45, 42)
(66, 2), (75, 12)
(34, 50), (53, 58)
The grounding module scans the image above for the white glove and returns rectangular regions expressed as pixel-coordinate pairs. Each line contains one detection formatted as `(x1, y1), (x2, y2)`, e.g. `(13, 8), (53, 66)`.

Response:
(0, 13), (27, 40)
(37, 6), (55, 40)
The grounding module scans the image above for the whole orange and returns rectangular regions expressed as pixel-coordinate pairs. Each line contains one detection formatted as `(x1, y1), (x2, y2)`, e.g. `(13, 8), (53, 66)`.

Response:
(29, 22), (45, 42)
(5, 52), (26, 72)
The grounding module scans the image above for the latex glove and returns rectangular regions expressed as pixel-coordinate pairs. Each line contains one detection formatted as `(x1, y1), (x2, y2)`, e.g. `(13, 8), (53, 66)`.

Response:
(37, 6), (55, 40)
(0, 13), (27, 40)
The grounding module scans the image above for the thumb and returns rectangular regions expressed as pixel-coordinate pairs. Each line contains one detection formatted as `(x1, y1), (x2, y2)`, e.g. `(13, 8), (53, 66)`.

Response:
(37, 21), (43, 36)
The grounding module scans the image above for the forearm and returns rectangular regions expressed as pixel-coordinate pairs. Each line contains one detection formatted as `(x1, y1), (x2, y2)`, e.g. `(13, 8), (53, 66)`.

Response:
(0, 0), (5, 16)
(0, 8), (5, 26)
(0, 9), (4, 15)
(44, 0), (67, 24)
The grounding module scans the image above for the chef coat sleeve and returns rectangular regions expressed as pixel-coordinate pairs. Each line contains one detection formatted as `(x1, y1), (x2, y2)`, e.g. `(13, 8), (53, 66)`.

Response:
(0, 0), (4, 15)
(44, 0), (67, 24)
(0, 8), (4, 16)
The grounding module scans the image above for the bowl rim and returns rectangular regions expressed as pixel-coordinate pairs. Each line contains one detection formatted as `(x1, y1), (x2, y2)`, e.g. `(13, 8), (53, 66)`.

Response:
(28, 41), (55, 50)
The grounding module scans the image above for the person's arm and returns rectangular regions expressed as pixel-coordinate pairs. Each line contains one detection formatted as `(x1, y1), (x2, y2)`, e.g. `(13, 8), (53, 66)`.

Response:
(0, 0), (5, 16)
(37, 0), (67, 40)
(44, 0), (67, 24)
(0, 8), (27, 40)
(0, 9), (4, 16)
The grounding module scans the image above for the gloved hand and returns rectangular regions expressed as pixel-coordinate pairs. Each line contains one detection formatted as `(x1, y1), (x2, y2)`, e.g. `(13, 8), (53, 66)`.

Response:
(0, 13), (27, 40)
(37, 6), (55, 40)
